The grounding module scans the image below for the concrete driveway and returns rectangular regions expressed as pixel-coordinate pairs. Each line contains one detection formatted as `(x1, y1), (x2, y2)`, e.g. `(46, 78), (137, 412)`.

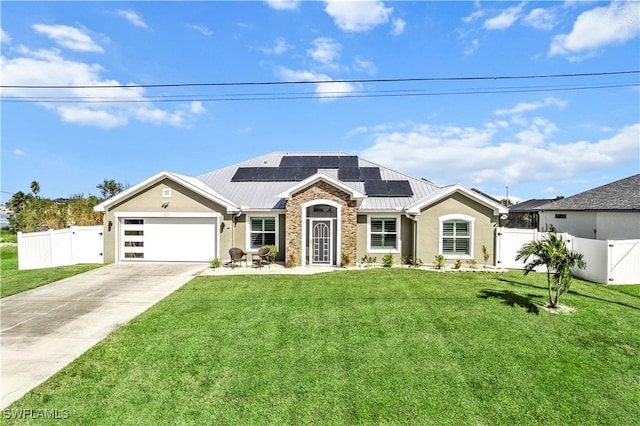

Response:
(0, 262), (208, 409)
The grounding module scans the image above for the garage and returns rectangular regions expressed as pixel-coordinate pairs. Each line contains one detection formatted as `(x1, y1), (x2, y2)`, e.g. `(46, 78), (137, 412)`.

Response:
(120, 216), (218, 262)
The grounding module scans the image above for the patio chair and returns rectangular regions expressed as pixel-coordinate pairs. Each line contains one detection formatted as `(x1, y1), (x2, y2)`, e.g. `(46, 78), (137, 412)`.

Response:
(252, 247), (271, 269)
(228, 248), (247, 269)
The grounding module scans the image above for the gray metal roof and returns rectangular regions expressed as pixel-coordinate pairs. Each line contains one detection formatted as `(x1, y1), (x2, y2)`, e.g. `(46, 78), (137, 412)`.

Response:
(535, 174), (640, 211)
(197, 152), (441, 211)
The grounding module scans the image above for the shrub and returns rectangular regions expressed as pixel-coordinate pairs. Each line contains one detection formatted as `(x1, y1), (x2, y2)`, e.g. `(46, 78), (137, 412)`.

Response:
(382, 253), (394, 268)
(360, 255), (377, 267)
(433, 255), (446, 270)
(454, 259), (462, 269)
(261, 245), (278, 262)
(466, 259), (478, 269)
(404, 256), (423, 267)
(286, 252), (299, 268)
(341, 252), (352, 267)
(210, 258), (222, 269)
(482, 245), (491, 268)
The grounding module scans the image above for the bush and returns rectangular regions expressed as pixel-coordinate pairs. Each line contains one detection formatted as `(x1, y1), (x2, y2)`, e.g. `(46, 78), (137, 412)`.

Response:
(454, 259), (462, 269)
(403, 256), (423, 267)
(433, 255), (446, 270)
(260, 245), (278, 262)
(360, 255), (377, 267)
(382, 253), (394, 268)
(341, 252), (352, 267)
(210, 258), (222, 269)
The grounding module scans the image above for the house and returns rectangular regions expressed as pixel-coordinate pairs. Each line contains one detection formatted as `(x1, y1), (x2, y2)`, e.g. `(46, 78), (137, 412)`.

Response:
(94, 152), (507, 267)
(535, 174), (640, 240)
(506, 199), (555, 229)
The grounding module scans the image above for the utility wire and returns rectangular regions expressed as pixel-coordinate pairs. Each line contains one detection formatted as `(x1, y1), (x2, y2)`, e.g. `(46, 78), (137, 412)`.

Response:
(2, 83), (638, 103)
(2, 70), (638, 89)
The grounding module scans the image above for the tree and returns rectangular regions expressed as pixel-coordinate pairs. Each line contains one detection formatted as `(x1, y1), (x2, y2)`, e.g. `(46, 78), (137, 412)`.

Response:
(515, 232), (586, 308)
(96, 179), (127, 200)
(7, 191), (34, 212)
(30, 180), (40, 198)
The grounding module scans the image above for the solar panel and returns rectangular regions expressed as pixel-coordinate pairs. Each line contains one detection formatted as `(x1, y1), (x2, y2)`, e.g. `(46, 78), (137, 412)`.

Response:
(359, 167), (381, 180)
(338, 156), (359, 168)
(364, 180), (389, 196)
(295, 167), (317, 180)
(252, 168), (277, 180)
(299, 156), (320, 167)
(279, 156), (302, 167)
(387, 180), (414, 197)
(338, 167), (361, 181)
(275, 167), (298, 180)
(231, 167), (257, 182)
(318, 156), (340, 168)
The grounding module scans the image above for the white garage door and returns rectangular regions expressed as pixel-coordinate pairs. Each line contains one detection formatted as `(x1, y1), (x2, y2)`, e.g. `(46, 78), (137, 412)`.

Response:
(121, 217), (217, 262)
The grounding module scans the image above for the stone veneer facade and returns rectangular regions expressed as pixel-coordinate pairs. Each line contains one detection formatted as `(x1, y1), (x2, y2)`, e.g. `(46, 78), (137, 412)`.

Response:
(285, 181), (358, 266)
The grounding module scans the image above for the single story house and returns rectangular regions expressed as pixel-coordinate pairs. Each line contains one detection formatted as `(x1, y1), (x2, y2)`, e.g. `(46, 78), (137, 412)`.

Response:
(506, 199), (555, 229)
(94, 152), (507, 267)
(535, 174), (640, 240)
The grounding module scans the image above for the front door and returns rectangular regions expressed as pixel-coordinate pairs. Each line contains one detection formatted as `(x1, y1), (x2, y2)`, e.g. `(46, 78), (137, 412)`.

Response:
(310, 220), (332, 265)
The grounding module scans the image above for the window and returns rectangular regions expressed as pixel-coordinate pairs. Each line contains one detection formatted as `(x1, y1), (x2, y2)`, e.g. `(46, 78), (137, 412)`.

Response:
(369, 217), (398, 251)
(554, 213), (567, 219)
(249, 217), (276, 250)
(440, 215), (474, 258)
(162, 188), (172, 198)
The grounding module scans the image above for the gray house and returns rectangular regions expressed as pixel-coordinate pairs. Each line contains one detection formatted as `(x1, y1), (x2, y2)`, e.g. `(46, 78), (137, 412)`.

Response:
(536, 174), (640, 240)
(94, 152), (507, 266)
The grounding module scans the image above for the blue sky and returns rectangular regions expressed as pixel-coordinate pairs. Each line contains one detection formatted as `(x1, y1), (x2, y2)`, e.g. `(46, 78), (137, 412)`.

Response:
(2, 1), (639, 204)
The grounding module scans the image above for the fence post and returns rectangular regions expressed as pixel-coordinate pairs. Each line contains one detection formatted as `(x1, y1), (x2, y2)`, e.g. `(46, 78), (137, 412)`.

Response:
(495, 227), (502, 267)
(17, 231), (23, 270)
(70, 226), (75, 265)
(606, 240), (613, 284)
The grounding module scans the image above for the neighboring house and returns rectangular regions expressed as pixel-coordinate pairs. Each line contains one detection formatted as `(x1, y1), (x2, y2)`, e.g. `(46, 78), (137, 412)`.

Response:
(94, 152), (507, 266)
(506, 199), (555, 229)
(535, 174), (640, 240)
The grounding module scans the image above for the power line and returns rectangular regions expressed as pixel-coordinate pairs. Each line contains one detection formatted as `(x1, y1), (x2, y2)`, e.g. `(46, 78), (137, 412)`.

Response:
(2, 70), (638, 89)
(2, 82), (637, 104)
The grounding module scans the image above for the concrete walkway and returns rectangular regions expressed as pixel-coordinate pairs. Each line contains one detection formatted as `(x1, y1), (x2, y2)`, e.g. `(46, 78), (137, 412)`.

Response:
(0, 262), (208, 409)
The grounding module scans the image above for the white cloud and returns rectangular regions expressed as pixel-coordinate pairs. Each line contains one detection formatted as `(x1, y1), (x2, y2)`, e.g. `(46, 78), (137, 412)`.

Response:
(462, 9), (485, 24)
(483, 3), (525, 30)
(277, 67), (357, 100)
(353, 55), (377, 74)
(523, 8), (556, 30)
(116, 10), (149, 29)
(32, 24), (103, 53)
(307, 37), (342, 69)
(13, 149), (27, 157)
(464, 39), (479, 56)
(324, 0), (393, 32)
(493, 97), (567, 117)
(236, 125), (253, 134)
(390, 18), (406, 35)
(188, 24), (213, 36)
(264, 0), (300, 11)
(261, 37), (294, 55)
(1, 46), (203, 129)
(357, 121), (639, 187)
(549, 1), (640, 58)
(1, 28), (11, 44)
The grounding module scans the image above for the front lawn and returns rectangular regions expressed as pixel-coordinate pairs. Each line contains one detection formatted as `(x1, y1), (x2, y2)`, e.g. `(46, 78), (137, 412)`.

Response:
(6, 269), (640, 424)
(0, 246), (103, 298)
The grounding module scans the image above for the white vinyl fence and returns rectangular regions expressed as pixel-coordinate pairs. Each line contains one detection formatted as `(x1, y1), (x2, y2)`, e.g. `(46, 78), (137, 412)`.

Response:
(496, 228), (640, 285)
(17, 226), (104, 270)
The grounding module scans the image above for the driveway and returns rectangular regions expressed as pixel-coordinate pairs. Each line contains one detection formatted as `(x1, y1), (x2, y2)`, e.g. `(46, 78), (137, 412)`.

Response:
(0, 262), (208, 409)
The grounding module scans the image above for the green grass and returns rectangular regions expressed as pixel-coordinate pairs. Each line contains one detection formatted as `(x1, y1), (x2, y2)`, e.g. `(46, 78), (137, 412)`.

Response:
(0, 246), (103, 298)
(1, 229), (17, 243)
(6, 270), (640, 425)
(606, 284), (640, 298)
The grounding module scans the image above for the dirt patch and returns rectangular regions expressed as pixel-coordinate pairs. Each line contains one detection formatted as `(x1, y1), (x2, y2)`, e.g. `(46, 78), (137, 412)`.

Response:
(540, 304), (577, 314)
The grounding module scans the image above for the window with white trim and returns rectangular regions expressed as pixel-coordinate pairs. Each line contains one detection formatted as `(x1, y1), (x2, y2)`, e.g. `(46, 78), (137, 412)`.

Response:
(369, 217), (399, 251)
(439, 215), (474, 258)
(249, 217), (276, 250)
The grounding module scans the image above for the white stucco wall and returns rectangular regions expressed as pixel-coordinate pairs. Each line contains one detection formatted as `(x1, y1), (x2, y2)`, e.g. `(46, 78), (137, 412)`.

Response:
(539, 211), (640, 240)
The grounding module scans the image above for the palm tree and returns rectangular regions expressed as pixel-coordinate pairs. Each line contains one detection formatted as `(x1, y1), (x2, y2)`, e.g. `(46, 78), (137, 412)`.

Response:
(515, 232), (586, 308)
(30, 180), (40, 198)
